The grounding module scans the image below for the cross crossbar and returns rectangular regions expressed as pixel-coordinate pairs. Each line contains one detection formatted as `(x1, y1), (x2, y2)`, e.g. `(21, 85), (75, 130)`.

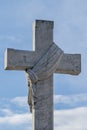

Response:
(5, 48), (81, 75)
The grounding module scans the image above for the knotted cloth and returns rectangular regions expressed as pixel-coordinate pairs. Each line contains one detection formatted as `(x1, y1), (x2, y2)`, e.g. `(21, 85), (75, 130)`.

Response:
(25, 42), (64, 112)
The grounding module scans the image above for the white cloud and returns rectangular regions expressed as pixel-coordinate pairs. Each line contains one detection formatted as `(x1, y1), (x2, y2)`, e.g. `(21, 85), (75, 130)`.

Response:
(54, 107), (87, 130)
(0, 108), (31, 130)
(0, 107), (87, 130)
(54, 93), (87, 106)
(0, 109), (13, 116)
(0, 94), (87, 129)
(1, 93), (87, 112)
(9, 93), (87, 109)
(11, 96), (28, 108)
(0, 110), (31, 125)
(0, 96), (87, 129)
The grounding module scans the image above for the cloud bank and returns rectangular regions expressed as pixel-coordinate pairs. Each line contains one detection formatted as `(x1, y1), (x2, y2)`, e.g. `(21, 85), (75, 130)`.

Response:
(0, 107), (87, 130)
(0, 95), (87, 129)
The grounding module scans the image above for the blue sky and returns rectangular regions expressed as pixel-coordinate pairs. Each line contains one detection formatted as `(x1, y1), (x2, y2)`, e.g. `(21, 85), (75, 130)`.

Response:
(0, 0), (87, 129)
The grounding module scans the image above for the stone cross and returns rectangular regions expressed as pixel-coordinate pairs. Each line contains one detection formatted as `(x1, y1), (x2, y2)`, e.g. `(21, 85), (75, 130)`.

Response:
(4, 20), (81, 130)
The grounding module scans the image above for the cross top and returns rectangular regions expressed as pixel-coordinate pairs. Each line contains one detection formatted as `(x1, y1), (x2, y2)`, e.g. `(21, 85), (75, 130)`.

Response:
(33, 20), (54, 52)
(4, 20), (81, 130)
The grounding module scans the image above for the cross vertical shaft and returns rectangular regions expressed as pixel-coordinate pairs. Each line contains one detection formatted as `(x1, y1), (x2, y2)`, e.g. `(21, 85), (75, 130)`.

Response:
(32, 20), (54, 130)
(32, 76), (53, 130)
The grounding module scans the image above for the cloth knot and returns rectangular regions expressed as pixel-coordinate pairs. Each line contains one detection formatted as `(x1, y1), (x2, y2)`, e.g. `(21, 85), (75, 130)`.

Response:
(26, 69), (38, 85)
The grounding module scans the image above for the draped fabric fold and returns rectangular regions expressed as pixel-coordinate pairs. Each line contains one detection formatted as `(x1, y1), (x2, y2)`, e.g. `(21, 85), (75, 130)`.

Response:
(25, 42), (64, 112)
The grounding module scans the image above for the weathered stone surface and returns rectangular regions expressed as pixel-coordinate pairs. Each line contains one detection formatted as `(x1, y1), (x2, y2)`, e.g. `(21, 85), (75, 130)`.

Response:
(5, 49), (81, 75)
(56, 53), (81, 75)
(4, 20), (81, 130)
(33, 20), (54, 53)
(4, 48), (36, 70)
(32, 76), (53, 130)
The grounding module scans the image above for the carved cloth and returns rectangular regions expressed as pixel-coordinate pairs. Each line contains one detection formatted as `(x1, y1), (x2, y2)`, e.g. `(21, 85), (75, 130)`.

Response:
(25, 42), (64, 112)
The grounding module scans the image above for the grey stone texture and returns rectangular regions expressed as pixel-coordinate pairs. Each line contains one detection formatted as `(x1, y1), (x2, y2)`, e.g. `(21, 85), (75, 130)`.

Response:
(4, 20), (81, 130)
